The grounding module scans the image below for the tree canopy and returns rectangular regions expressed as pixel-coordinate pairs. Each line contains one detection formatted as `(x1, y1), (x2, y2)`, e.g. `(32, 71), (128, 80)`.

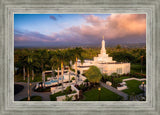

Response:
(14, 47), (146, 76)
(84, 66), (102, 83)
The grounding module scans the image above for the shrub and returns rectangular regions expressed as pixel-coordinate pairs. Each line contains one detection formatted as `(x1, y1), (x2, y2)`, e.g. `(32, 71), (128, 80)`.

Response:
(63, 95), (73, 101)
(84, 79), (89, 82)
(65, 86), (72, 94)
(72, 77), (75, 80)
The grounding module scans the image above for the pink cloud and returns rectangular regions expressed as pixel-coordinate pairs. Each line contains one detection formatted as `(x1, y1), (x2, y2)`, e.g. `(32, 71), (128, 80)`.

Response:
(50, 14), (145, 44)
(105, 14), (146, 38)
(15, 14), (146, 46)
(78, 14), (146, 40)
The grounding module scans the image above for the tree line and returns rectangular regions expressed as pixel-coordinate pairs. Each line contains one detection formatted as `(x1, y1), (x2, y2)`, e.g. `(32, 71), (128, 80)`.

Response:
(14, 46), (146, 77)
(14, 48), (84, 81)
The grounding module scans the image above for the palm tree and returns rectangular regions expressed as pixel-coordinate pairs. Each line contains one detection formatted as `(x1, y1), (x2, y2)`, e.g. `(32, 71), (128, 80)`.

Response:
(19, 50), (28, 81)
(27, 55), (32, 101)
(50, 50), (61, 83)
(15, 49), (29, 81)
(57, 66), (60, 83)
(50, 51), (57, 77)
(34, 49), (49, 87)
(27, 67), (30, 101)
(23, 66), (26, 81)
(37, 49), (49, 73)
(56, 50), (68, 92)
(32, 70), (34, 81)
(72, 47), (85, 83)
(30, 51), (35, 81)
(64, 49), (74, 84)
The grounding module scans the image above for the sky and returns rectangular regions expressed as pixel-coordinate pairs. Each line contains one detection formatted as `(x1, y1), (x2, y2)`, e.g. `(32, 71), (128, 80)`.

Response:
(14, 14), (146, 48)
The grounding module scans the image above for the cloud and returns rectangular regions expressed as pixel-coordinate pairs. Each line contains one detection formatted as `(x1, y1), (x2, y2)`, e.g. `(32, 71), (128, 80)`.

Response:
(14, 30), (58, 42)
(15, 14), (146, 47)
(64, 14), (145, 42)
(77, 14), (146, 40)
(50, 14), (146, 44)
(49, 15), (57, 21)
(105, 14), (146, 39)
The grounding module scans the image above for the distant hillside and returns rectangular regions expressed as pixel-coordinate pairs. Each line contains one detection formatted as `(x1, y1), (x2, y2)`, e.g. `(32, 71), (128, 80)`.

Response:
(14, 43), (146, 49)
(107, 43), (146, 48)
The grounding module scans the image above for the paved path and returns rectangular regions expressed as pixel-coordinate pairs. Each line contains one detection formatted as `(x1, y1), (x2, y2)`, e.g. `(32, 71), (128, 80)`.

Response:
(100, 82), (128, 100)
(14, 82), (51, 101)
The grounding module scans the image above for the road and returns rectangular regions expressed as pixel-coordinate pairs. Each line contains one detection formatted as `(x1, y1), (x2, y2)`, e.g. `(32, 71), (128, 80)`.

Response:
(14, 82), (51, 101)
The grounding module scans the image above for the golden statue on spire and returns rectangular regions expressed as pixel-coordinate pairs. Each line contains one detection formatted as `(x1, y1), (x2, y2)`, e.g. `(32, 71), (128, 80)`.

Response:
(102, 36), (104, 40)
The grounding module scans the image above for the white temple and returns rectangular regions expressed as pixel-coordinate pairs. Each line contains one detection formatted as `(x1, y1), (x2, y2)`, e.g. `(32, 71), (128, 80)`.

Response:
(94, 36), (116, 64)
(72, 37), (130, 75)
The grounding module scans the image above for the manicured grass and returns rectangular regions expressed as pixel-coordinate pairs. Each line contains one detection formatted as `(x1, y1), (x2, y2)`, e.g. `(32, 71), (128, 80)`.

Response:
(131, 64), (146, 74)
(81, 87), (122, 101)
(20, 96), (42, 101)
(14, 84), (24, 95)
(119, 76), (130, 80)
(122, 80), (144, 95)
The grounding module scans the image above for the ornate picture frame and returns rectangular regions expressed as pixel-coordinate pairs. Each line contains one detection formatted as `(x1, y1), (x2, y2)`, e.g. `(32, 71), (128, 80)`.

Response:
(0, 0), (160, 115)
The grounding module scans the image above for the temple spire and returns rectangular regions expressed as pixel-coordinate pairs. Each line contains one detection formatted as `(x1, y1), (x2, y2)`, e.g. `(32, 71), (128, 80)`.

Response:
(101, 36), (106, 54)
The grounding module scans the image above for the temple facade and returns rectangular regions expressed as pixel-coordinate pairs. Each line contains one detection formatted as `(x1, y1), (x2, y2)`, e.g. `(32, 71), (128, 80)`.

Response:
(72, 37), (130, 75)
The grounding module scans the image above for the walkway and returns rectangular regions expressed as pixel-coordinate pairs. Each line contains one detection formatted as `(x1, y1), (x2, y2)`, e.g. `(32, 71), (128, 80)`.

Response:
(14, 82), (51, 101)
(100, 82), (128, 100)
(123, 78), (146, 82)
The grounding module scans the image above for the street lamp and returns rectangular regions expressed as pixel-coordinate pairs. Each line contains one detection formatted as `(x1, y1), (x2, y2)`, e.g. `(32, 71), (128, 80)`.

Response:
(142, 82), (145, 97)
(98, 87), (101, 101)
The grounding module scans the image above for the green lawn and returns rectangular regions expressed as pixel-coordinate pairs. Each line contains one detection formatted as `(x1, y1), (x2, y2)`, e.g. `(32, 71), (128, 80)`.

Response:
(20, 96), (42, 101)
(81, 87), (122, 101)
(122, 80), (144, 95)
(131, 64), (146, 74)
(119, 76), (130, 80)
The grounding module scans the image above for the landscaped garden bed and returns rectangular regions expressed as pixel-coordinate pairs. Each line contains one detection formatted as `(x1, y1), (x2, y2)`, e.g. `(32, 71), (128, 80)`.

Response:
(50, 86), (76, 101)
